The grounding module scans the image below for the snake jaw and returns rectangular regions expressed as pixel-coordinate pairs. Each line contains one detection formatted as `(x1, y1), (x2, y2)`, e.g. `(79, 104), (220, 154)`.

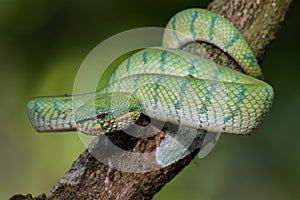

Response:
(76, 118), (112, 135)
(75, 111), (141, 135)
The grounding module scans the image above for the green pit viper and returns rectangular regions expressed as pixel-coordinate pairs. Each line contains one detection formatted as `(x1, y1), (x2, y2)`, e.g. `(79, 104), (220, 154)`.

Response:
(27, 9), (274, 139)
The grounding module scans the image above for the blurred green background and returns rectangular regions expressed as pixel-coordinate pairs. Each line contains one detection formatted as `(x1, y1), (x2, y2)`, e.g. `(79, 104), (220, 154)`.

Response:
(0, 0), (299, 199)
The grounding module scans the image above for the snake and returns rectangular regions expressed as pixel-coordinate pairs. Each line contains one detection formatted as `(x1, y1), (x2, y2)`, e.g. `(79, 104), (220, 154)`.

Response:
(27, 8), (274, 138)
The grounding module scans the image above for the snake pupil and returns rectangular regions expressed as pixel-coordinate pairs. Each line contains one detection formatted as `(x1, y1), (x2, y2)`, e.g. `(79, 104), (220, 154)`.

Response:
(97, 112), (106, 119)
(187, 74), (195, 78)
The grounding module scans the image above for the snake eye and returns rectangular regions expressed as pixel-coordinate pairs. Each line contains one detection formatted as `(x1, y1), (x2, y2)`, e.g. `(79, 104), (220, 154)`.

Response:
(97, 112), (106, 119)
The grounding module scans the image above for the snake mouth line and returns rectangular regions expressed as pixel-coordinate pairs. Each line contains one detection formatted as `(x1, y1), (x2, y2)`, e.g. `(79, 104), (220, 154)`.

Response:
(75, 110), (142, 135)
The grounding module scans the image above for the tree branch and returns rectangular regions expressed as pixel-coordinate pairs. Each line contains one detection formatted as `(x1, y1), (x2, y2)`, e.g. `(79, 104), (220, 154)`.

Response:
(11, 0), (292, 199)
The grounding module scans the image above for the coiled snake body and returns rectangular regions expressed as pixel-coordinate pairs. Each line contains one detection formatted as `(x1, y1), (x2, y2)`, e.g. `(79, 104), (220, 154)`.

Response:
(27, 9), (274, 137)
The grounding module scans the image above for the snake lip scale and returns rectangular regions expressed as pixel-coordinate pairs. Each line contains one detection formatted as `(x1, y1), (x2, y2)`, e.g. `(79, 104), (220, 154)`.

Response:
(27, 8), (274, 138)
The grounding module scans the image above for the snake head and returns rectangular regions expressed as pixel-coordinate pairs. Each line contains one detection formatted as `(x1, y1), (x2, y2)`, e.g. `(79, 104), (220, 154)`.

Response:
(74, 92), (142, 135)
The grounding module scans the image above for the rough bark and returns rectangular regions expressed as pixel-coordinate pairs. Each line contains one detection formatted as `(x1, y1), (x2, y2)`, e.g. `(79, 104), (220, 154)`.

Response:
(10, 0), (292, 200)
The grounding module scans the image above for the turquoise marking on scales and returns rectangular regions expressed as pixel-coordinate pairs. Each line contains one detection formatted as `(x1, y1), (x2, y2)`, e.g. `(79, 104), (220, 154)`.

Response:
(143, 51), (148, 64)
(153, 76), (163, 108)
(27, 8), (274, 140)
(208, 16), (218, 41)
(34, 101), (39, 112)
(244, 54), (256, 67)
(171, 16), (181, 46)
(175, 78), (189, 110)
(126, 55), (132, 72)
(160, 51), (168, 72)
(199, 84), (214, 115)
(53, 102), (59, 110)
(190, 10), (198, 38)
(225, 33), (240, 50)
(224, 85), (246, 123)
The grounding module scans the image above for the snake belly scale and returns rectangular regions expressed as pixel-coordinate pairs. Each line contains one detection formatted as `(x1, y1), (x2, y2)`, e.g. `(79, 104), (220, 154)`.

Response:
(27, 8), (274, 137)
